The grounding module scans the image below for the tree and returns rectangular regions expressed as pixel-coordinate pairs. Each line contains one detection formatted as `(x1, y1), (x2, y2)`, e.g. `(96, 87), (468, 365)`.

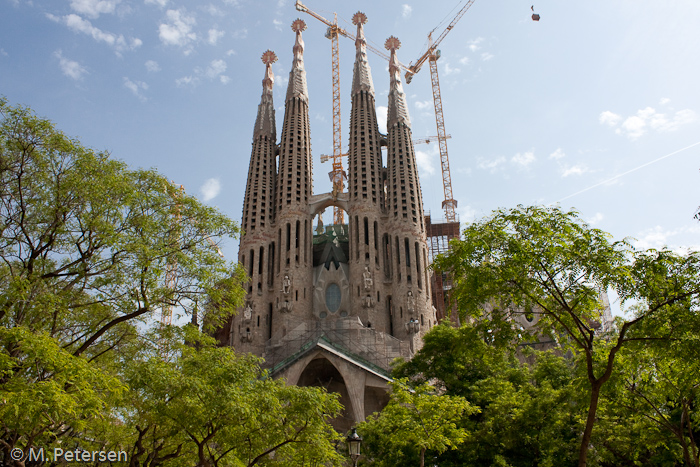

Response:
(121, 328), (344, 467)
(0, 97), (244, 462)
(395, 323), (582, 466)
(358, 379), (475, 467)
(434, 205), (700, 467)
(595, 330), (700, 466)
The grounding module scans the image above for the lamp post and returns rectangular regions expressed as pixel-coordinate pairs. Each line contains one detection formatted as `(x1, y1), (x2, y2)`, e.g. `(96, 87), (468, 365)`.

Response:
(406, 317), (420, 334)
(347, 427), (362, 467)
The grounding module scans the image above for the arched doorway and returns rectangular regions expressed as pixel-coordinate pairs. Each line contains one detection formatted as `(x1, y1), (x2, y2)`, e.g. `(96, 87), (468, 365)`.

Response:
(297, 356), (355, 433)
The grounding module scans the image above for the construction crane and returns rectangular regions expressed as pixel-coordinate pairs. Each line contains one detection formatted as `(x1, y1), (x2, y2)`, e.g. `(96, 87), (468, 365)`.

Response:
(295, 1), (348, 225)
(161, 182), (224, 327)
(413, 134), (451, 146)
(403, 0), (477, 222)
(295, 1), (417, 225)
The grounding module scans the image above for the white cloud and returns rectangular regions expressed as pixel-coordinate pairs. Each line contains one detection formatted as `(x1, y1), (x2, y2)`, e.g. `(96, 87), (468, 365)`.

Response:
(176, 59), (229, 87)
(481, 52), (494, 61)
(145, 0), (167, 7)
(206, 59), (227, 78)
(511, 151), (535, 167)
(458, 56), (469, 65)
(561, 164), (590, 177)
(468, 37), (483, 52)
(145, 60), (160, 72)
(618, 114), (646, 140)
(273, 19), (283, 31)
(274, 74), (288, 89)
(458, 205), (477, 223)
(231, 28), (248, 39)
(415, 100), (431, 110)
(633, 225), (700, 252)
(376, 106), (388, 134)
(659, 97), (671, 106)
(200, 178), (221, 201)
(0, 48), (7, 57)
(600, 106), (697, 140)
(549, 148), (565, 159)
(204, 4), (225, 16)
(54, 50), (87, 80)
(599, 110), (621, 127)
(402, 4), (412, 19)
(443, 62), (460, 75)
(70, 0), (120, 18)
(175, 75), (196, 87)
(477, 156), (506, 173)
(587, 213), (604, 226)
(123, 77), (148, 101)
(226, 49), (236, 56)
(48, 13), (141, 54)
(415, 146), (437, 176)
(208, 28), (224, 45)
(159, 9), (197, 49)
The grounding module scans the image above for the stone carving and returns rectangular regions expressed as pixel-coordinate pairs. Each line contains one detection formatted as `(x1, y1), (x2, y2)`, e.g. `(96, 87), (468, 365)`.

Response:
(243, 302), (253, 321)
(407, 290), (415, 314)
(278, 300), (293, 313)
(362, 294), (374, 308)
(363, 266), (373, 290)
(282, 274), (292, 295)
(240, 326), (253, 343)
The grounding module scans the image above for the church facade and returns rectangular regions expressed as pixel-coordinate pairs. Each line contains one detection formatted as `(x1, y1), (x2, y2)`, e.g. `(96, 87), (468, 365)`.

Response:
(219, 15), (437, 432)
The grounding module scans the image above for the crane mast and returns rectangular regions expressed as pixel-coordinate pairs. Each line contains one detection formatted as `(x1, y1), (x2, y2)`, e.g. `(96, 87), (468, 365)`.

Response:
(402, 0), (477, 222)
(295, 1), (347, 225)
(429, 46), (457, 221)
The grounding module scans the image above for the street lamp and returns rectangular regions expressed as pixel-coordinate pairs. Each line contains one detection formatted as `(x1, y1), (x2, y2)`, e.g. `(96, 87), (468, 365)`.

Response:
(405, 317), (420, 334)
(346, 427), (362, 466)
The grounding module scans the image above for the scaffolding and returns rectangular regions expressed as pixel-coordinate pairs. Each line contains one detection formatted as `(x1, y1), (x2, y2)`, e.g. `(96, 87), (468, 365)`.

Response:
(425, 213), (460, 322)
(264, 320), (411, 376)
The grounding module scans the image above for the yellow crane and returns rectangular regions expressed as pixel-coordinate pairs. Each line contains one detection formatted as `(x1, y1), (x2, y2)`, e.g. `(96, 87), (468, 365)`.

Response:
(296, 0), (471, 223)
(403, 0), (477, 222)
(162, 182), (224, 327)
(294, 1), (348, 225)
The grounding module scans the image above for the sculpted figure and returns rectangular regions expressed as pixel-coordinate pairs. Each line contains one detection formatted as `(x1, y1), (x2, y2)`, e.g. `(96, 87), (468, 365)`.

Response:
(282, 274), (292, 295)
(363, 266), (373, 290)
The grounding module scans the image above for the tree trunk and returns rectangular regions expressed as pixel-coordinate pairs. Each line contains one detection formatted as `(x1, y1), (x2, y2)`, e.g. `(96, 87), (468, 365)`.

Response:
(578, 382), (602, 467)
(419, 446), (425, 467)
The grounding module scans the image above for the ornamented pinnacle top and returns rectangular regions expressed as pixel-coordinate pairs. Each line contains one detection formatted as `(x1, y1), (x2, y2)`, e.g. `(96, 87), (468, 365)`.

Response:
(261, 50), (278, 65)
(385, 36), (401, 51)
(352, 12), (367, 26)
(291, 18), (307, 33)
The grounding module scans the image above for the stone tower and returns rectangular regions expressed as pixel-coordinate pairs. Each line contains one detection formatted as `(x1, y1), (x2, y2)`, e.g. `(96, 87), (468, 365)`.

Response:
(222, 17), (437, 432)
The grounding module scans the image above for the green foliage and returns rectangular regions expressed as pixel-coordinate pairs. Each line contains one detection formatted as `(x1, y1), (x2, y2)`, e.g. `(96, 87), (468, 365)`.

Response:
(359, 378), (475, 467)
(0, 97), (245, 358)
(433, 205), (700, 466)
(120, 328), (344, 467)
(395, 323), (582, 467)
(0, 98), (342, 466)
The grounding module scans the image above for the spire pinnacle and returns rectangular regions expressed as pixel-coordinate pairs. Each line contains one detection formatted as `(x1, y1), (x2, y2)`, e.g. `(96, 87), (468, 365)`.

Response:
(385, 36), (410, 128)
(351, 11), (374, 96)
(254, 50), (277, 138)
(286, 19), (308, 102)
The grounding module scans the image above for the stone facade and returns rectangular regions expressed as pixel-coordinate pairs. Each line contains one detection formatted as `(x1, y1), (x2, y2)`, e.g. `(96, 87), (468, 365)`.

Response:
(220, 17), (437, 430)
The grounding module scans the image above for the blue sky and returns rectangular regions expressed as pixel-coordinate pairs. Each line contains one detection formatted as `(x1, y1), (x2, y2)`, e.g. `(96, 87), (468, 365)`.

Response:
(2, 0), (699, 289)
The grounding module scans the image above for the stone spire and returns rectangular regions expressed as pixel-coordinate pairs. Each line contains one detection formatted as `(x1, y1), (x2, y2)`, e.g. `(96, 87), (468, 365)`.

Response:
(277, 18), (312, 213)
(347, 11), (383, 209)
(386, 36), (411, 129)
(242, 50), (278, 235)
(351, 12), (374, 96)
(254, 50), (277, 139)
(286, 18), (309, 103)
